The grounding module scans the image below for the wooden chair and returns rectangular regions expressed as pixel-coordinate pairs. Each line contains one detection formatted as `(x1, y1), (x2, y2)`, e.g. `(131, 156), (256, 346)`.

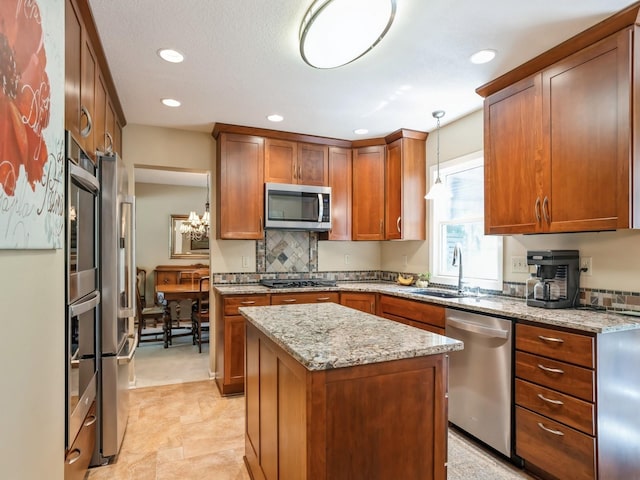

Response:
(136, 267), (147, 308)
(136, 284), (167, 346)
(178, 268), (210, 288)
(192, 275), (210, 353)
(166, 299), (195, 346)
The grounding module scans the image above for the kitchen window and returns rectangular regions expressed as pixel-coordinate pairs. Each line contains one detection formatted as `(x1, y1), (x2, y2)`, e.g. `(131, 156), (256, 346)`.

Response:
(428, 151), (503, 291)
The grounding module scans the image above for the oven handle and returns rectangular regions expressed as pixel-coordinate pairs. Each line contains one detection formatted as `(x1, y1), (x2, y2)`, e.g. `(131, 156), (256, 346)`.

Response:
(69, 291), (101, 317)
(69, 161), (100, 194)
(117, 334), (138, 365)
(446, 316), (509, 339)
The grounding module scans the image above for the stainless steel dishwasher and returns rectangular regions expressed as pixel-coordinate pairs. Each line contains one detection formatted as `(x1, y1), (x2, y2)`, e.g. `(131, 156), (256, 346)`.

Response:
(445, 308), (513, 458)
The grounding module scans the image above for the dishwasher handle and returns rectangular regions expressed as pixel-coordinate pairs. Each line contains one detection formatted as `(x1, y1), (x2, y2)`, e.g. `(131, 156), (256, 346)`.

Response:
(446, 316), (509, 339)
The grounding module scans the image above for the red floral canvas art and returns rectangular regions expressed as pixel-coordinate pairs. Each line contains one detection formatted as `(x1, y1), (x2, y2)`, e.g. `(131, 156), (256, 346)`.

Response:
(0, 0), (50, 197)
(0, 0), (64, 248)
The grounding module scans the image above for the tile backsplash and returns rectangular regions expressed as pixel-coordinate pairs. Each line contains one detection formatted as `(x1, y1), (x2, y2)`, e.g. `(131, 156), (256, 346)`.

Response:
(258, 230), (318, 273)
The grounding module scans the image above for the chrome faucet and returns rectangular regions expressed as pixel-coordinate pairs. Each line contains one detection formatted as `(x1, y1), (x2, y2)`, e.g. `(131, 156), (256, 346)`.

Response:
(452, 243), (463, 294)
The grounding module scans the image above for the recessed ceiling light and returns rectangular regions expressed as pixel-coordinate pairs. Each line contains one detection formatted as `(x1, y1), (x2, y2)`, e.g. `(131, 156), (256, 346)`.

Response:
(161, 98), (181, 107)
(267, 114), (284, 122)
(470, 49), (497, 64)
(157, 48), (184, 63)
(354, 128), (368, 135)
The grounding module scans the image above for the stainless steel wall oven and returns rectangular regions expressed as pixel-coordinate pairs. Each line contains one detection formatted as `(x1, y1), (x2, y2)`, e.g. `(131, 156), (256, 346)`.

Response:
(66, 131), (100, 304)
(65, 131), (100, 452)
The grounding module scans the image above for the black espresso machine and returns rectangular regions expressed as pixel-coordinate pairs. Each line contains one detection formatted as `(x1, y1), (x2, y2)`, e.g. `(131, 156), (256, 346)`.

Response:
(526, 250), (580, 308)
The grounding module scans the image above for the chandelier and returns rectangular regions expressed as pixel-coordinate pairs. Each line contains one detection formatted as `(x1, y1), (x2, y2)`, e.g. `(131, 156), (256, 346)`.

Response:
(180, 173), (210, 241)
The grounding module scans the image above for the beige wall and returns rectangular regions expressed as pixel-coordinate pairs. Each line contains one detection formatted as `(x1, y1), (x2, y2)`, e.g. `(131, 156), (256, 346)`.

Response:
(0, 251), (65, 479)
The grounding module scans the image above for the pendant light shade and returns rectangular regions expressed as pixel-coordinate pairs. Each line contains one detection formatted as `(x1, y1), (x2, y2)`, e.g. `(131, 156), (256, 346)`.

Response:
(299, 0), (397, 69)
(425, 110), (451, 200)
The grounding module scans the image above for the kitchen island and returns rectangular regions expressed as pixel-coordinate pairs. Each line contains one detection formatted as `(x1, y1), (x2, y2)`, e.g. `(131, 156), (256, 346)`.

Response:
(239, 302), (463, 480)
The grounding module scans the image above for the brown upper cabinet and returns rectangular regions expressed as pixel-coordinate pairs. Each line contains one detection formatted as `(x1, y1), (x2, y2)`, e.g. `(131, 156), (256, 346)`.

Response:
(479, 5), (640, 234)
(385, 132), (427, 240)
(352, 130), (427, 241)
(352, 145), (386, 240)
(216, 133), (265, 240)
(65, 0), (125, 159)
(264, 139), (328, 186)
(324, 146), (353, 241)
(212, 124), (426, 241)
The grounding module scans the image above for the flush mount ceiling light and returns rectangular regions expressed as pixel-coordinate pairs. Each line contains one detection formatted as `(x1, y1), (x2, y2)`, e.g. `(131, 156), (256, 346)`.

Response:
(470, 49), (497, 64)
(267, 114), (284, 122)
(157, 48), (184, 63)
(161, 98), (181, 107)
(353, 128), (369, 135)
(299, 0), (397, 69)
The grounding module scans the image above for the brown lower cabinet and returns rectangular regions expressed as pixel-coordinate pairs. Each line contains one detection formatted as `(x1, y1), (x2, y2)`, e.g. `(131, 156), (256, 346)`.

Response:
(339, 292), (376, 314)
(215, 291), (338, 396)
(64, 402), (96, 480)
(378, 294), (445, 335)
(244, 321), (448, 480)
(515, 322), (640, 479)
(215, 293), (269, 395)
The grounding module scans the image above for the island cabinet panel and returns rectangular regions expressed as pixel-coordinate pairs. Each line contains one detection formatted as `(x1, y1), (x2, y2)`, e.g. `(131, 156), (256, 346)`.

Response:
(215, 293), (269, 396)
(216, 133), (265, 239)
(378, 295), (445, 335)
(482, 27), (636, 234)
(340, 292), (377, 314)
(244, 321), (448, 480)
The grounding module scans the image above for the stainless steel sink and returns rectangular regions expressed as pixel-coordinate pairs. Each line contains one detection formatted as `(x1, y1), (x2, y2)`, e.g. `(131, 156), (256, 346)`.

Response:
(411, 289), (465, 299)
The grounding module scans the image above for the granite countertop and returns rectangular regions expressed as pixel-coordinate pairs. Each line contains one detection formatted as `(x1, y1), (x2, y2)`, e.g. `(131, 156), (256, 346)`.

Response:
(239, 302), (463, 371)
(215, 282), (640, 334)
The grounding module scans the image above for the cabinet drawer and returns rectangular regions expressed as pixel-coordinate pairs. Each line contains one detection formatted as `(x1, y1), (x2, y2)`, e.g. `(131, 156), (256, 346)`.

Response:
(224, 295), (269, 315)
(515, 351), (594, 402)
(65, 402), (97, 480)
(379, 295), (445, 329)
(516, 406), (595, 480)
(516, 323), (594, 368)
(271, 292), (339, 305)
(515, 379), (594, 435)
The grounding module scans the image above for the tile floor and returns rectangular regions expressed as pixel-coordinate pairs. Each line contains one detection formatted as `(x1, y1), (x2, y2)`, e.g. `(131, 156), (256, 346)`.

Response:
(87, 330), (534, 479)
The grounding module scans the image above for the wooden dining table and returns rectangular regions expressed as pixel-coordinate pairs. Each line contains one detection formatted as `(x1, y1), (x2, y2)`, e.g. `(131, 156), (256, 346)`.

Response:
(155, 282), (209, 347)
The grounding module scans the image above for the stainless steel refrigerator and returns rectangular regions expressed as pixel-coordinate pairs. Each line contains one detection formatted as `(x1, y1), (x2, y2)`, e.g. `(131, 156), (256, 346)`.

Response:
(92, 152), (136, 465)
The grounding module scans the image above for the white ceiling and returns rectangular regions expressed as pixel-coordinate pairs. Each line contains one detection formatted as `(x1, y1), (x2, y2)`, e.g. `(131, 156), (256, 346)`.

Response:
(88, 0), (636, 139)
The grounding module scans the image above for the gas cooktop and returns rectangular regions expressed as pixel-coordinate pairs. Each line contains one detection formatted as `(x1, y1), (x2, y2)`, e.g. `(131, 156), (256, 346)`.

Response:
(259, 279), (337, 289)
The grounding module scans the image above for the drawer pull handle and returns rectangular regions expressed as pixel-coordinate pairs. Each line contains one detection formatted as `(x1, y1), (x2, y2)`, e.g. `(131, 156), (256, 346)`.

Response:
(538, 335), (564, 344)
(240, 301), (256, 305)
(66, 448), (82, 465)
(537, 364), (564, 375)
(316, 297), (331, 301)
(537, 393), (564, 405)
(282, 299), (297, 303)
(537, 422), (564, 436)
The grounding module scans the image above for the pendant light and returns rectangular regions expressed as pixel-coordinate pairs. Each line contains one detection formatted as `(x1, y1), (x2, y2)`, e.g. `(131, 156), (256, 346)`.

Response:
(425, 110), (450, 200)
(180, 173), (210, 241)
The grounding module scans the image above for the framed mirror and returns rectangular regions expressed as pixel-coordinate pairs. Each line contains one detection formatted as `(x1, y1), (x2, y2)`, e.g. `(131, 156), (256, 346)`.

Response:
(170, 214), (209, 259)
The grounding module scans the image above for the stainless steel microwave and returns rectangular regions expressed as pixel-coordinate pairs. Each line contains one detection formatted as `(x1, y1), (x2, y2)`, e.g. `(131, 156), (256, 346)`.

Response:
(264, 183), (331, 231)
